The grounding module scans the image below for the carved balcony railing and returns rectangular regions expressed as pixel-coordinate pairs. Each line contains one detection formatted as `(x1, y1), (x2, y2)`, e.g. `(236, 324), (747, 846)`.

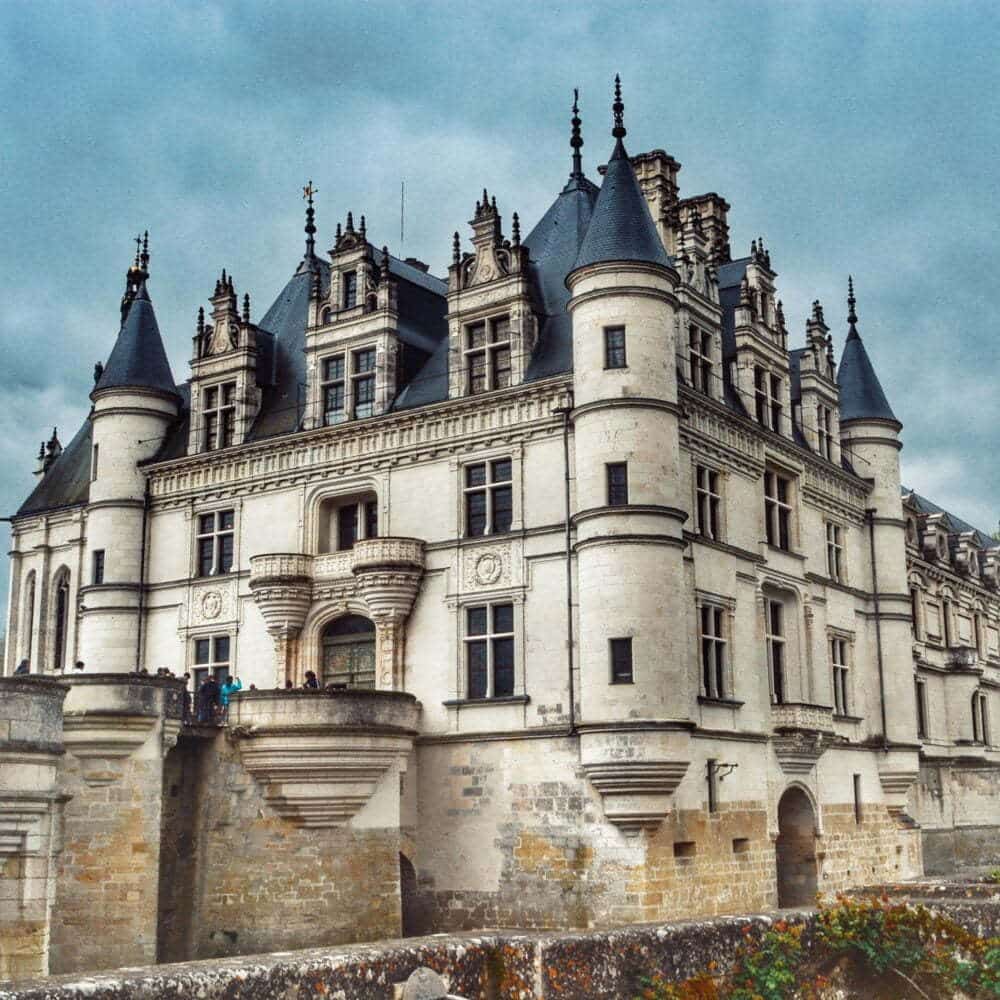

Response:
(947, 646), (979, 670)
(770, 701), (834, 734)
(249, 538), (426, 590)
(770, 701), (835, 776)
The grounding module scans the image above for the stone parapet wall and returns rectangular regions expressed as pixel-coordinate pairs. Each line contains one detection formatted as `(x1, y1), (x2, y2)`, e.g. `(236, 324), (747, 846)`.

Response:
(6, 902), (1000, 1000)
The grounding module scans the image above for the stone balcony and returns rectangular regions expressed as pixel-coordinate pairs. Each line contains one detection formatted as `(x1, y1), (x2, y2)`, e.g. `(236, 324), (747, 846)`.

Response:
(249, 537), (426, 589)
(946, 645), (979, 671)
(770, 701), (834, 734)
(770, 702), (835, 776)
(228, 688), (421, 827)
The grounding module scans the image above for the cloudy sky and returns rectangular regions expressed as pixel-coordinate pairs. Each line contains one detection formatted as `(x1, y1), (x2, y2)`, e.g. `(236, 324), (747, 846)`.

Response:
(1, 0), (998, 621)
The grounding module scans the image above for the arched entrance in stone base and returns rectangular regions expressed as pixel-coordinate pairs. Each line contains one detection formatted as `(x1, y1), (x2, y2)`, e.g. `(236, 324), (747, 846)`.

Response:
(321, 614), (376, 688)
(399, 853), (420, 937)
(776, 785), (819, 907)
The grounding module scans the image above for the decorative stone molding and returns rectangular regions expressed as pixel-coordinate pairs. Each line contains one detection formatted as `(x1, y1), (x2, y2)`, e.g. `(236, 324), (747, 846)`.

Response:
(772, 730), (830, 775)
(62, 716), (158, 785)
(878, 751), (920, 815)
(771, 702), (834, 734)
(578, 725), (691, 836)
(229, 689), (420, 828)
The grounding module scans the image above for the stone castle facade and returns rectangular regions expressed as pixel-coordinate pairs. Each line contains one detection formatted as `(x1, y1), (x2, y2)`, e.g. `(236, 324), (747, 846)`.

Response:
(1, 83), (997, 982)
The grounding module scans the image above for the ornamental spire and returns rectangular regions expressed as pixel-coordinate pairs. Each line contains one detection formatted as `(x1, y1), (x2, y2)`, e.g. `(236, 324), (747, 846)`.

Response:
(303, 180), (317, 259)
(612, 74), (626, 140)
(570, 87), (583, 179)
(847, 274), (858, 337)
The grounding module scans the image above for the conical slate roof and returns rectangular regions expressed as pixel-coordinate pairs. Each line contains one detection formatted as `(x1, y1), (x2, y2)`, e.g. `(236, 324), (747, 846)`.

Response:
(571, 139), (671, 273)
(837, 324), (897, 424)
(94, 282), (177, 397)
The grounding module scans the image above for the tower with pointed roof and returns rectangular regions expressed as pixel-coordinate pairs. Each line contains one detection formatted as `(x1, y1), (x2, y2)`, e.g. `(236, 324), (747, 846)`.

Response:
(79, 249), (180, 672)
(565, 78), (690, 828)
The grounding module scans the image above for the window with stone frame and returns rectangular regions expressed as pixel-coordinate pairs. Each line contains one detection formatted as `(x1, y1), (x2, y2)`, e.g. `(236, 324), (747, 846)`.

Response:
(699, 603), (728, 699)
(753, 366), (782, 432)
(606, 462), (629, 506)
(610, 637), (633, 684)
(817, 404), (834, 460)
(335, 498), (379, 551)
(351, 347), (377, 419)
(465, 315), (511, 394)
(604, 326), (627, 369)
(765, 596), (787, 704)
(92, 549), (105, 586)
(910, 585), (923, 639)
(464, 459), (512, 537)
(91, 443), (99, 481)
(193, 634), (231, 691)
(203, 381), (237, 451)
(972, 689), (990, 745)
(342, 270), (358, 309)
(321, 353), (347, 425)
(831, 635), (851, 716)
(689, 326), (713, 394)
(942, 597), (954, 647)
(764, 469), (793, 550)
(915, 677), (929, 739)
(196, 509), (235, 577)
(695, 465), (721, 540)
(465, 602), (514, 699)
(826, 522), (844, 582)
(52, 570), (70, 673)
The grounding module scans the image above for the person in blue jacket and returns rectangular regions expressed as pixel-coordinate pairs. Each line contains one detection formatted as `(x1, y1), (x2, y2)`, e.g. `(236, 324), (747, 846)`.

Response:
(219, 675), (242, 722)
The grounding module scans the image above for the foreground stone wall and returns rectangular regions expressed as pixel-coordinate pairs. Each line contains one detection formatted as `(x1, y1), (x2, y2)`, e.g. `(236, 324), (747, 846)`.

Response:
(6, 901), (999, 1000)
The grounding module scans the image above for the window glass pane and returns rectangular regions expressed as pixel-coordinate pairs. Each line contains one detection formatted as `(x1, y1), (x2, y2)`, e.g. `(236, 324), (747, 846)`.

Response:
(493, 603), (514, 634)
(197, 537), (214, 576)
(323, 355), (344, 381)
(354, 348), (376, 373)
(466, 323), (486, 349)
(611, 638), (633, 683)
(466, 493), (487, 536)
(194, 638), (210, 664)
(219, 510), (235, 531)
(491, 346), (511, 388)
(338, 505), (358, 550)
(493, 638), (514, 696)
(365, 501), (378, 539)
(214, 636), (230, 663)
(467, 606), (488, 636)
(217, 535), (234, 574)
(354, 375), (375, 417)
(343, 271), (357, 308)
(203, 386), (218, 411)
(769, 601), (782, 634)
(491, 459), (512, 483)
(223, 382), (236, 406)
(468, 353), (486, 394)
(467, 641), (487, 698)
(198, 513), (214, 535)
(490, 316), (510, 342)
(324, 384), (344, 420)
(466, 463), (486, 488)
(492, 485), (513, 533)
(214, 665), (231, 685)
(607, 463), (628, 505)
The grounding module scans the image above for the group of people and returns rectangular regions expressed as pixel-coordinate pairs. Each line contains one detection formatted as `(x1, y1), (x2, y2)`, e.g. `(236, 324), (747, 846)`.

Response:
(194, 674), (245, 725)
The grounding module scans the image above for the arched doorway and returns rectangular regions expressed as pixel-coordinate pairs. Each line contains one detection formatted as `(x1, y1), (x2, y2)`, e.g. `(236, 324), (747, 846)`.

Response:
(399, 853), (419, 937)
(776, 786), (818, 907)
(321, 615), (376, 688)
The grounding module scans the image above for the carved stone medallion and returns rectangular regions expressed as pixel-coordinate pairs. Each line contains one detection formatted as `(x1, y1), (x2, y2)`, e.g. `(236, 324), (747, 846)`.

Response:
(474, 552), (503, 586)
(201, 590), (223, 620)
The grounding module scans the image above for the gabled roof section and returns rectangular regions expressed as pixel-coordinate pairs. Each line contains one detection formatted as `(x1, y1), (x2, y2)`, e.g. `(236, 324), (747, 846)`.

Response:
(837, 325), (897, 424)
(16, 418), (93, 517)
(94, 283), (178, 398)
(903, 487), (1000, 550)
(571, 139), (671, 273)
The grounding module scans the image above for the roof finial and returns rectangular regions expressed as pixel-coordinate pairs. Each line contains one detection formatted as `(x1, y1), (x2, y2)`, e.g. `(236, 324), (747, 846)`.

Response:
(512, 212), (521, 247)
(452, 231), (461, 266)
(359, 214), (367, 242)
(140, 231), (149, 275)
(346, 211), (354, 233)
(612, 74), (626, 140)
(132, 234), (142, 271)
(570, 87), (583, 178)
(242, 292), (251, 324)
(380, 245), (390, 280)
(847, 274), (858, 331)
(303, 180), (317, 258)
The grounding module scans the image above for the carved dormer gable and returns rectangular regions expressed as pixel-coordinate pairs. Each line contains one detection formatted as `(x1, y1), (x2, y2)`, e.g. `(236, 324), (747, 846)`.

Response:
(731, 240), (792, 438)
(188, 271), (266, 454)
(797, 300), (841, 462)
(954, 531), (982, 578)
(921, 512), (951, 563)
(982, 549), (1000, 589)
(304, 241), (401, 432)
(446, 190), (536, 399)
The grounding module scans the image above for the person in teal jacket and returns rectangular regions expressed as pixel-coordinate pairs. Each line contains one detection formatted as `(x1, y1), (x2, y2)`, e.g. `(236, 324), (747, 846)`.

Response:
(219, 676), (242, 722)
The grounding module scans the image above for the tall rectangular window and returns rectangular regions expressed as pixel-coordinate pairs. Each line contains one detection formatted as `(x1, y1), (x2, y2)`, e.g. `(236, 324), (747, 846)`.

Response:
(972, 690), (990, 745)
(203, 381), (237, 451)
(910, 587), (922, 639)
(689, 326), (712, 393)
(337, 505), (358, 551)
(193, 634), (232, 699)
(974, 613), (984, 657)
(943, 600), (953, 647)
(343, 270), (358, 309)
(351, 347), (376, 418)
(831, 636), (850, 716)
(606, 462), (629, 506)
(464, 459), (512, 536)
(817, 405), (834, 460)
(604, 326), (627, 369)
(753, 367), (782, 431)
(915, 677), (928, 738)
(764, 470), (792, 550)
(364, 500), (379, 540)
(754, 366), (767, 425)
(92, 550), (105, 585)
(465, 315), (511, 393)
(695, 466), (721, 540)
(91, 443), (99, 481)
(853, 774), (862, 825)
(770, 374), (782, 432)
(465, 603), (514, 699)
(610, 637), (633, 684)
(321, 354), (346, 425)
(826, 522), (844, 581)
(700, 605), (727, 699)
(196, 510), (235, 577)
(766, 598), (786, 704)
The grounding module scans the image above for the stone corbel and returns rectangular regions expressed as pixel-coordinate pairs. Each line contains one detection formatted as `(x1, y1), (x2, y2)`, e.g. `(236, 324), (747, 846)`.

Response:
(62, 715), (158, 786)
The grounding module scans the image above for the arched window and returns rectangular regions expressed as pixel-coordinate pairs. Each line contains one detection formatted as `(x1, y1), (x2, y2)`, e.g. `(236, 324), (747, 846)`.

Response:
(22, 571), (36, 668)
(52, 569), (70, 672)
(321, 615), (375, 689)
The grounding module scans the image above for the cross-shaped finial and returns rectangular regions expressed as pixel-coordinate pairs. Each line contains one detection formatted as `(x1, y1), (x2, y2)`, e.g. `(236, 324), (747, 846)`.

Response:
(303, 181), (317, 202)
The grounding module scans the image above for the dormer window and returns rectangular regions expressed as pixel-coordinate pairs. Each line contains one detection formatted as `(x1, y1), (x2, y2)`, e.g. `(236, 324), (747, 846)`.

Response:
(321, 355), (346, 426)
(937, 536), (948, 561)
(906, 518), (918, 546)
(203, 382), (236, 451)
(465, 315), (511, 395)
(343, 270), (358, 309)
(689, 326), (712, 393)
(351, 348), (376, 418)
(753, 366), (782, 432)
(817, 405), (833, 460)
